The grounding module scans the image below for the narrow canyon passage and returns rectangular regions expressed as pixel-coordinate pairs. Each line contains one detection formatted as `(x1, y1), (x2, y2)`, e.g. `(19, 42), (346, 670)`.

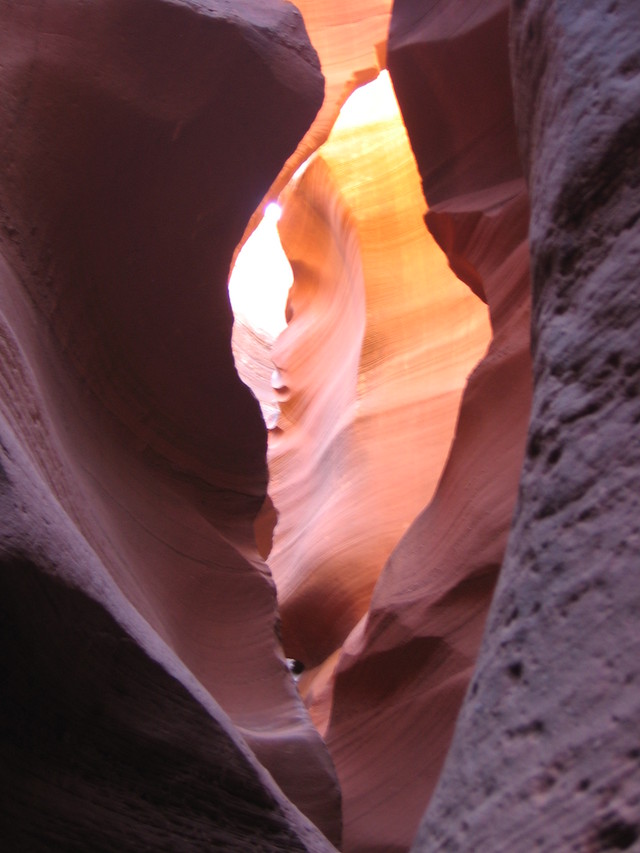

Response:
(229, 70), (492, 684)
(2, 1), (639, 852)
(227, 7), (533, 847)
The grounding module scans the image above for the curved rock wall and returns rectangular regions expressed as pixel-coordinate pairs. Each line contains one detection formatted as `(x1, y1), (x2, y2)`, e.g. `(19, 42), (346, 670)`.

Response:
(0, 0), (340, 846)
(321, 2), (533, 850)
(270, 157), (368, 667)
(239, 0), (394, 246)
(268, 76), (491, 685)
(413, 1), (640, 849)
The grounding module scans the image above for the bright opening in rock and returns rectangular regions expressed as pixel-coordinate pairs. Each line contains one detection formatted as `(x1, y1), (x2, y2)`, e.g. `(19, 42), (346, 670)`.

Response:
(228, 201), (292, 341)
(333, 69), (399, 131)
(229, 200), (294, 429)
(228, 72), (398, 345)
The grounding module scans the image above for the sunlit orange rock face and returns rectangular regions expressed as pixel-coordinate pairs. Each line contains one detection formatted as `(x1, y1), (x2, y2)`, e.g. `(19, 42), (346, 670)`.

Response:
(0, 1), (340, 848)
(268, 77), (491, 679)
(242, 0), (393, 238)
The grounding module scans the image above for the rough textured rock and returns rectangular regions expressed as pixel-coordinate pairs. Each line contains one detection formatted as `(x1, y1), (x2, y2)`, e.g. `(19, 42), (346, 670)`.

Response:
(320, 2), (533, 850)
(412, 1), (640, 849)
(0, 0), (339, 846)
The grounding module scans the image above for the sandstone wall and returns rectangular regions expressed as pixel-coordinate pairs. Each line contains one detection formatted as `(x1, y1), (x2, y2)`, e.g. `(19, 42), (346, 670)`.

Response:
(321, 1), (533, 849)
(3, 0), (638, 850)
(413, 1), (640, 848)
(0, 0), (339, 846)
(268, 85), (490, 683)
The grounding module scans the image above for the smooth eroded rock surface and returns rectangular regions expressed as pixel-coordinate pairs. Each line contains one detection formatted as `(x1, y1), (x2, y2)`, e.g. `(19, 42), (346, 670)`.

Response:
(0, 425), (335, 852)
(239, 0), (394, 244)
(5, 0), (638, 850)
(322, 2), (533, 850)
(268, 75), (490, 682)
(0, 0), (340, 845)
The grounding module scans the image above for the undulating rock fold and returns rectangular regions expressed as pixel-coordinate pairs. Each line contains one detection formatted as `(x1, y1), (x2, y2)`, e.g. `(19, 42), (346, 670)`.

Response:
(315, 1), (533, 850)
(0, 0), (340, 846)
(265, 73), (491, 688)
(237, 0), (394, 250)
(0, 424), (334, 851)
(226, 2), (533, 850)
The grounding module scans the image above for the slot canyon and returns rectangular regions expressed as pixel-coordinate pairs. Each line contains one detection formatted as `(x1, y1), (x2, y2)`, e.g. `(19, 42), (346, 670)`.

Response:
(1, 1), (639, 851)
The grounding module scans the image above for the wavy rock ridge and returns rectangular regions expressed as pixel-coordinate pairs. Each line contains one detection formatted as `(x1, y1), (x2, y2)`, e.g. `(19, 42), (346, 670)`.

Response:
(267, 79), (491, 688)
(279, 3), (532, 850)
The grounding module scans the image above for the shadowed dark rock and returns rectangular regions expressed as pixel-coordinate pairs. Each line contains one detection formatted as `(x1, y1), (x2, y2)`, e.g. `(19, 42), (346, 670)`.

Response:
(413, 1), (640, 849)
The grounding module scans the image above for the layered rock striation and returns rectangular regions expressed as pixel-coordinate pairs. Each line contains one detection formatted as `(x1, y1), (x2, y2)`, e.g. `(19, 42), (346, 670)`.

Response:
(239, 0), (394, 247)
(268, 81), (490, 687)
(3, 0), (639, 850)
(227, 2), (533, 849)
(319, 2), (533, 849)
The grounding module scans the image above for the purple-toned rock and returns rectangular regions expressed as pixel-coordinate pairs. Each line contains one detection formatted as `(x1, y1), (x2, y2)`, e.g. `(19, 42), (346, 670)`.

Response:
(0, 0), (339, 847)
(413, 1), (640, 849)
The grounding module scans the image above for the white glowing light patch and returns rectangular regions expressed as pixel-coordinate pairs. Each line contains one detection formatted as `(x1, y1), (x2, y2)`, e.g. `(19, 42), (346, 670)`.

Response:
(228, 203), (292, 339)
(333, 70), (399, 132)
(228, 74), (399, 340)
(264, 201), (282, 222)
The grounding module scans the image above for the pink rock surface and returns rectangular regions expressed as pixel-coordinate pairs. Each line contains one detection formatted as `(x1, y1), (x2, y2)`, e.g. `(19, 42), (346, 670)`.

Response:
(0, 0), (339, 846)
(4, 0), (638, 849)
(320, 2), (533, 850)
(0, 418), (335, 851)
(228, 5), (532, 849)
